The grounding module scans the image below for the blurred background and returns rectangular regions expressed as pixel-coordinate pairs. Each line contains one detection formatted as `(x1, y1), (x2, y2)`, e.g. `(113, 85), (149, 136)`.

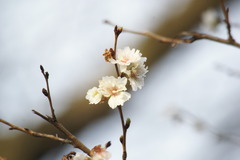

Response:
(1, 0), (240, 159)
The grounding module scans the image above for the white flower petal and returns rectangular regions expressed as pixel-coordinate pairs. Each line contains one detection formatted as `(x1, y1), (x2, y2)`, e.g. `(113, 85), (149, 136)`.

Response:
(108, 92), (131, 109)
(113, 47), (142, 66)
(99, 76), (127, 97)
(86, 87), (102, 104)
(73, 153), (87, 160)
(122, 59), (148, 91)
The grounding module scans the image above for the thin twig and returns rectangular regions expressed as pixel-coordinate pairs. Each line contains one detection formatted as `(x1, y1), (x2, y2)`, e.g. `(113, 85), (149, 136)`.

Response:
(118, 106), (127, 160)
(180, 31), (240, 47)
(0, 119), (71, 144)
(113, 26), (121, 77)
(113, 25), (128, 160)
(32, 109), (91, 155)
(40, 65), (56, 121)
(37, 66), (91, 155)
(220, 0), (235, 42)
(104, 20), (240, 48)
(0, 66), (91, 157)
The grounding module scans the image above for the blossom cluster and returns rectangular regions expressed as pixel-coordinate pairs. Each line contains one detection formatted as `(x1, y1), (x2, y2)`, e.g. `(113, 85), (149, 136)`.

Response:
(86, 47), (148, 109)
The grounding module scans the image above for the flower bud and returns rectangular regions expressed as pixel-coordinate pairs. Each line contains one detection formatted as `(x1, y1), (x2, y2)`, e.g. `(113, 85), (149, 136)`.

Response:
(105, 141), (111, 148)
(119, 135), (123, 144)
(42, 88), (48, 97)
(40, 65), (44, 73)
(125, 118), (131, 129)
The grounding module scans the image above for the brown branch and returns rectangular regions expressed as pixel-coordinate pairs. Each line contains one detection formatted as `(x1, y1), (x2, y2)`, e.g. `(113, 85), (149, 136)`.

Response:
(0, 119), (71, 144)
(0, 66), (91, 157)
(113, 26), (121, 77)
(35, 66), (91, 155)
(220, 0), (235, 42)
(180, 31), (240, 47)
(40, 65), (56, 121)
(104, 20), (240, 48)
(113, 26), (128, 160)
(117, 106), (127, 160)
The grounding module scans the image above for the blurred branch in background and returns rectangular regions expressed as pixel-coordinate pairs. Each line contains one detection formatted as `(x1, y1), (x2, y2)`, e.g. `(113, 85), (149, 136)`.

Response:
(104, 0), (240, 48)
(163, 106), (240, 146)
(0, 0), (223, 159)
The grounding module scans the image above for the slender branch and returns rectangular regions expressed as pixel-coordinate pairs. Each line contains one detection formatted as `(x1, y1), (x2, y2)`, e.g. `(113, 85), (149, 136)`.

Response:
(40, 65), (56, 121)
(0, 66), (91, 157)
(36, 66), (91, 155)
(104, 20), (240, 48)
(118, 106), (127, 160)
(0, 119), (71, 144)
(220, 0), (235, 42)
(113, 26), (128, 160)
(113, 26), (121, 77)
(180, 31), (240, 47)
(32, 108), (90, 152)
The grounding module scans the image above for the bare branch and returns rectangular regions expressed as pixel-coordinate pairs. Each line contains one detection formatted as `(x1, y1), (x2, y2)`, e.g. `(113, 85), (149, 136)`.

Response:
(0, 119), (71, 144)
(104, 20), (240, 48)
(38, 66), (91, 155)
(180, 31), (240, 47)
(32, 109), (49, 121)
(40, 65), (57, 121)
(0, 66), (91, 157)
(220, 0), (235, 42)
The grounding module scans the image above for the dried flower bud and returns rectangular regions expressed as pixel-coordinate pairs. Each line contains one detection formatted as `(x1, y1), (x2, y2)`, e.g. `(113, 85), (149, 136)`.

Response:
(42, 88), (48, 96)
(105, 141), (111, 148)
(103, 48), (115, 62)
(114, 25), (123, 37)
(40, 65), (44, 73)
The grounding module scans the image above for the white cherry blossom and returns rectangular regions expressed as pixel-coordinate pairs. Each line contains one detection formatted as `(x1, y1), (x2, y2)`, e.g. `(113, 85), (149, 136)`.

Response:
(125, 60), (148, 91)
(86, 87), (102, 104)
(114, 47), (148, 91)
(98, 76), (131, 109)
(110, 47), (142, 65)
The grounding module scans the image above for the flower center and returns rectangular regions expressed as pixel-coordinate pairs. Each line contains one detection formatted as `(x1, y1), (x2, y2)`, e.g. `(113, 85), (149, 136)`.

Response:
(109, 86), (119, 96)
(120, 56), (129, 63)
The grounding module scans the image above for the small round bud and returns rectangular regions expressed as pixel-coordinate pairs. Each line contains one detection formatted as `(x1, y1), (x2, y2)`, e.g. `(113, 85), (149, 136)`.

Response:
(114, 25), (123, 37)
(42, 88), (48, 97)
(125, 118), (131, 129)
(119, 135), (123, 144)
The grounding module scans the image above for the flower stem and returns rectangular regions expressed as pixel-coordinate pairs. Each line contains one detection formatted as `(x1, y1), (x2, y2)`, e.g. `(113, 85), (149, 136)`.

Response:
(113, 26), (121, 77)
(118, 106), (127, 160)
(113, 25), (128, 160)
